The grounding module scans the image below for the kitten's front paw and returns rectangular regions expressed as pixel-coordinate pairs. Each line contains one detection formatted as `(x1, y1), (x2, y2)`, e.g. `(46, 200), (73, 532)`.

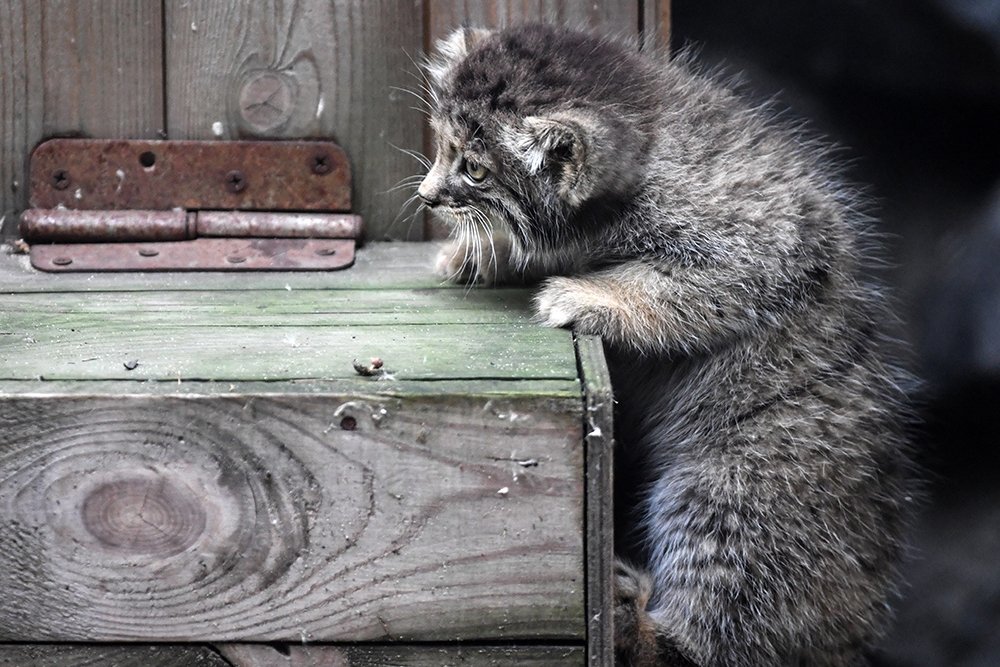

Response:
(435, 240), (479, 284)
(533, 277), (622, 334)
(433, 240), (502, 285)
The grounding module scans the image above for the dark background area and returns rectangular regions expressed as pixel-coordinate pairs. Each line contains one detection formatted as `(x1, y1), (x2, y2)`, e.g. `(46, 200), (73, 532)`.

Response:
(669, 1), (1000, 664)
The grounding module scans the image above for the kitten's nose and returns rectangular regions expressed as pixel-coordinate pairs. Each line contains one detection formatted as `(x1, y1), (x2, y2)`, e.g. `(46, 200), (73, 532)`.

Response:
(417, 186), (440, 208)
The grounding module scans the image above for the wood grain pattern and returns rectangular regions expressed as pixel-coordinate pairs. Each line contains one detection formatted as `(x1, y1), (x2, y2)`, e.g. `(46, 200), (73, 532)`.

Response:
(0, 645), (229, 667)
(0, 644), (586, 667)
(576, 334), (616, 667)
(0, 378), (582, 400)
(0, 0), (164, 238)
(1, 245), (579, 384)
(426, 0), (640, 46)
(641, 0), (672, 51)
(0, 393), (584, 641)
(1, 319), (576, 382)
(218, 643), (584, 666)
(1, 287), (536, 326)
(164, 1), (426, 241)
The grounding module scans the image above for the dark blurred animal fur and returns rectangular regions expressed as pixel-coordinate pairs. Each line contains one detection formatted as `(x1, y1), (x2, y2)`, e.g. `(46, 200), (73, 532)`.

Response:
(415, 24), (915, 666)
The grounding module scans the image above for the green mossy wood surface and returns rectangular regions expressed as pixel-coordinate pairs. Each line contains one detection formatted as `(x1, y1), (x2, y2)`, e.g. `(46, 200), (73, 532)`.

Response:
(0, 243), (595, 656)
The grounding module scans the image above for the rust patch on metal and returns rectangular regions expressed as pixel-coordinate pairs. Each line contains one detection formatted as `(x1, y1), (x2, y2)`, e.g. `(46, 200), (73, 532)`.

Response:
(31, 238), (356, 272)
(29, 139), (352, 212)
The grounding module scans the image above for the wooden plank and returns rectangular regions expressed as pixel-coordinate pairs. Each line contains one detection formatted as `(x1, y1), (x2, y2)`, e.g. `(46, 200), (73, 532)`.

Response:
(0, 644), (587, 667)
(426, 1), (640, 50)
(641, 0), (672, 51)
(0, 645), (229, 667)
(0, 242), (447, 292)
(218, 644), (585, 666)
(0, 379), (581, 399)
(0, 288), (536, 326)
(423, 1), (642, 239)
(0, 0), (164, 238)
(575, 334), (615, 667)
(0, 319), (576, 382)
(164, 1), (426, 241)
(0, 393), (584, 641)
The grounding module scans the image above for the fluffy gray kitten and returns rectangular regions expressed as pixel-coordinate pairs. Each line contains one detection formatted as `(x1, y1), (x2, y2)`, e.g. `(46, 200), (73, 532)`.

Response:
(417, 24), (914, 667)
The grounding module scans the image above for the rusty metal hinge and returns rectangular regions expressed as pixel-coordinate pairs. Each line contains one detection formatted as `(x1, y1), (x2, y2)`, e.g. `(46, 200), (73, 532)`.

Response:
(22, 139), (363, 272)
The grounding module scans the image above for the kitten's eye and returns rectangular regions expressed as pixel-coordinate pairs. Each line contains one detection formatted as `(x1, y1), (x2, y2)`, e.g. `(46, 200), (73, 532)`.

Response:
(464, 158), (489, 183)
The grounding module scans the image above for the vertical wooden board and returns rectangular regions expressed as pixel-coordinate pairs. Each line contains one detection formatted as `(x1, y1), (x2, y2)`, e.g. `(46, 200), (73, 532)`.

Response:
(641, 0), (672, 51)
(0, 393), (584, 641)
(426, 0), (639, 42)
(165, 1), (427, 241)
(576, 334), (615, 667)
(0, 0), (164, 237)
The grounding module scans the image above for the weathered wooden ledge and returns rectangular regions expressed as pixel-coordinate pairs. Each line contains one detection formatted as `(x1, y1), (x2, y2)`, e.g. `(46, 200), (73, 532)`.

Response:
(0, 242), (614, 666)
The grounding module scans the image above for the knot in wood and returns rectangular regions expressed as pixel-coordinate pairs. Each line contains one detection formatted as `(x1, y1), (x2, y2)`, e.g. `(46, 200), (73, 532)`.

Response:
(239, 70), (294, 134)
(81, 478), (206, 556)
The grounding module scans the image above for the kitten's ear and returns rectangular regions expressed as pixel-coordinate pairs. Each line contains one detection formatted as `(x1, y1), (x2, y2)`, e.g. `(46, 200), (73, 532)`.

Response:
(520, 112), (602, 206)
(426, 27), (494, 88)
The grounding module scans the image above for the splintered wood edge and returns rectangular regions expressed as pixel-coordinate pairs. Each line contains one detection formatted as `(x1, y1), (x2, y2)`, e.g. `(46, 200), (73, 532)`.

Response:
(575, 334), (615, 667)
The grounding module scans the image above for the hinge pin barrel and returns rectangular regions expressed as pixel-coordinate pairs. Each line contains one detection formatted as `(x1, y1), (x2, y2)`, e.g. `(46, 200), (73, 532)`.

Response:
(21, 210), (362, 243)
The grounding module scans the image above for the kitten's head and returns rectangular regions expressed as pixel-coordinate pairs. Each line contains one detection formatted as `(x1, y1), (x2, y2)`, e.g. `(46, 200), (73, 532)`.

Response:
(419, 24), (655, 261)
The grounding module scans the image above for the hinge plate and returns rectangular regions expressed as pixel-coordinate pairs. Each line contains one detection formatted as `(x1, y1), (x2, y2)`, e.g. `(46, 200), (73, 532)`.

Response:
(30, 139), (352, 211)
(24, 139), (361, 272)
(31, 238), (355, 272)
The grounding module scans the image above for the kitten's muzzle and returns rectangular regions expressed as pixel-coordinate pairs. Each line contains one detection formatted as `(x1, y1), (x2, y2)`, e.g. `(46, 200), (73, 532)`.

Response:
(418, 192), (440, 208)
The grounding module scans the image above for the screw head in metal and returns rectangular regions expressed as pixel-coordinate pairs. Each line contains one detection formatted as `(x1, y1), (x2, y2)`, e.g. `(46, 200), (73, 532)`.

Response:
(311, 153), (331, 175)
(51, 256), (73, 266)
(314, 247), (337, 256)
(138, 248), (159, 257)
(226, 255), (247, 264)
(225, 170), (247, 193)
(51, 169), (70, 190)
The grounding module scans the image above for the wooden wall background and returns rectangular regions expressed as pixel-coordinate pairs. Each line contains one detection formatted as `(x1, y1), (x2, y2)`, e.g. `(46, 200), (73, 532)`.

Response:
(0, 0), (669, 243)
